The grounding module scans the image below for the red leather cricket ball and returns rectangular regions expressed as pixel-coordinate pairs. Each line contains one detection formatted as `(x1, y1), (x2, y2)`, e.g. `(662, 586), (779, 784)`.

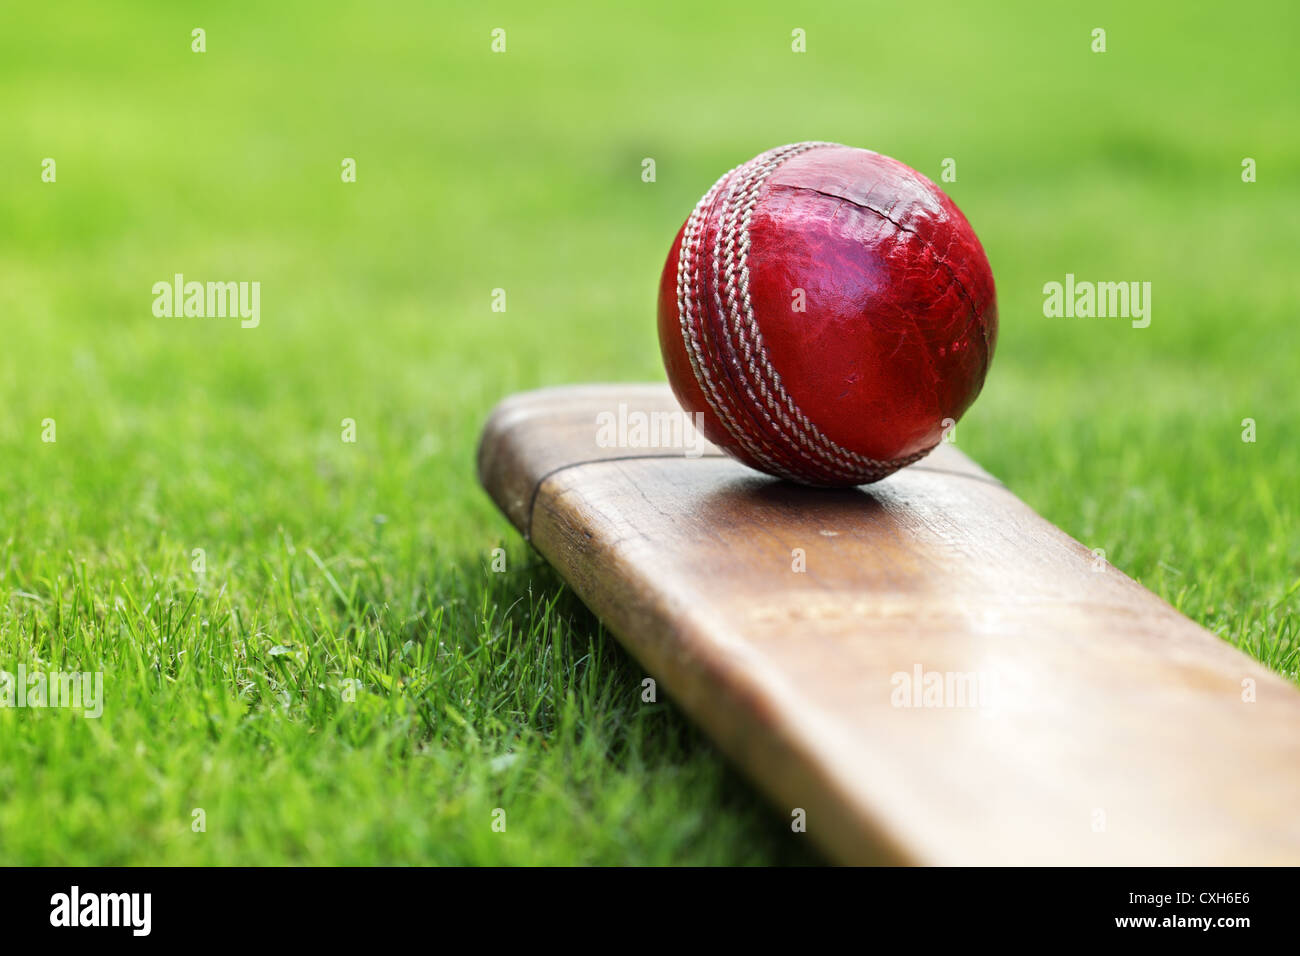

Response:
(657, 142), (997, 486)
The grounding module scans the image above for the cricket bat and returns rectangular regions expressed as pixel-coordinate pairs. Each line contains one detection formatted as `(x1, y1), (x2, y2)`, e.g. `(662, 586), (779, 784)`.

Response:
(477, 384), (1300, 865)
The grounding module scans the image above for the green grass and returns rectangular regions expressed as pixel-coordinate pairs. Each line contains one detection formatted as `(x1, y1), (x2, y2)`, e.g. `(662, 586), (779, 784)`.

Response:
(0, 0), (1295, 864)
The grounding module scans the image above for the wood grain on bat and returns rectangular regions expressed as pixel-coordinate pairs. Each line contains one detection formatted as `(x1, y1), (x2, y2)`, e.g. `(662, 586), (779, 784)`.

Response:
(477, 385), (1300, 865)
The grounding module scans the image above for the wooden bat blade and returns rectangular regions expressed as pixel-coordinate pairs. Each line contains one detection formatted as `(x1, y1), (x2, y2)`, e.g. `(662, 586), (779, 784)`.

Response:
(478, 384), (1300, 865)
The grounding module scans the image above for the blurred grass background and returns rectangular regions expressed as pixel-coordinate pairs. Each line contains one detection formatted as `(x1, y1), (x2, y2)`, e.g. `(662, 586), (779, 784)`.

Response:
(0, 0), (1295, 863)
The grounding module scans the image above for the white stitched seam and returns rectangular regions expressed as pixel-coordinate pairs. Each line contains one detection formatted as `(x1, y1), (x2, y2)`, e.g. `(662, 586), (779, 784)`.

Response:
(705, 158), (807, 480)
(676, 162), (800, 480)
(718, 143), (864, 482)
(725, 142), (925, 481)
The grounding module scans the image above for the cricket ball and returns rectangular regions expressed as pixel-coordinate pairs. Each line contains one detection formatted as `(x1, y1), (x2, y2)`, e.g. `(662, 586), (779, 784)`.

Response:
(657, 142), (997, 486)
